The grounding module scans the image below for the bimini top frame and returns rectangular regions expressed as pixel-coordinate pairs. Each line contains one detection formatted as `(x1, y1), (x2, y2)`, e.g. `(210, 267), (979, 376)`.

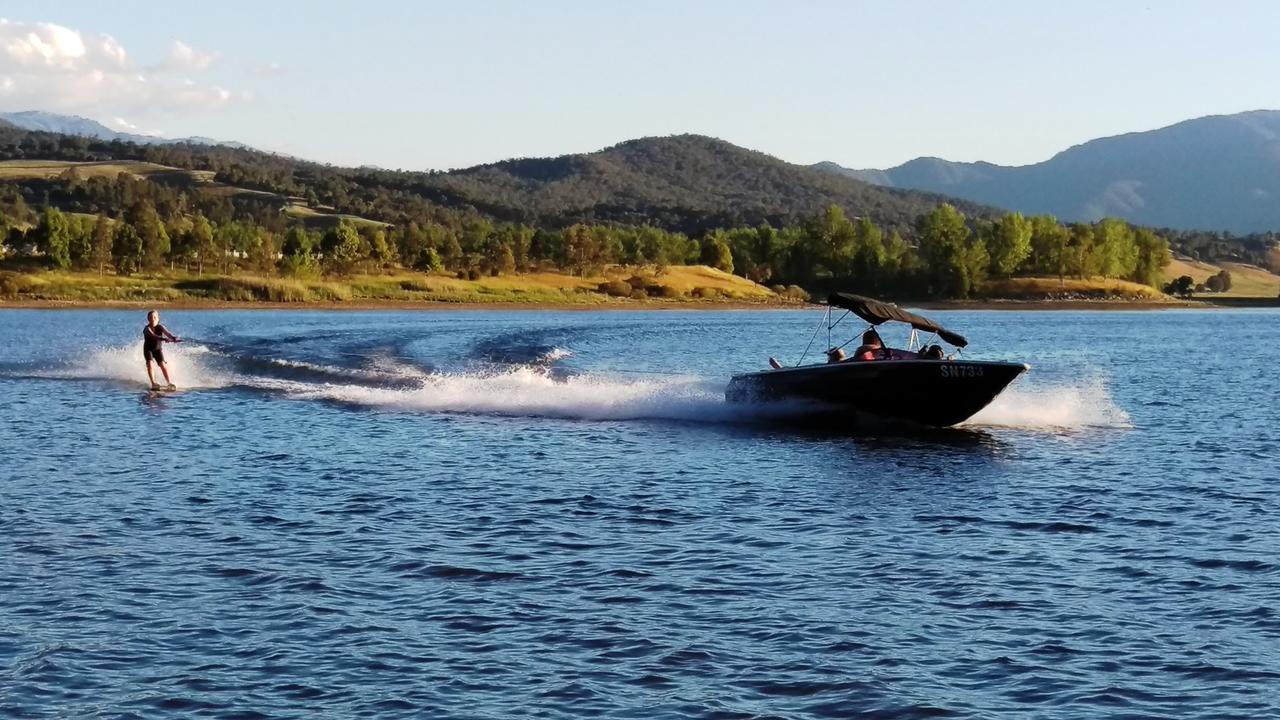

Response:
(826, 293), (968, 348)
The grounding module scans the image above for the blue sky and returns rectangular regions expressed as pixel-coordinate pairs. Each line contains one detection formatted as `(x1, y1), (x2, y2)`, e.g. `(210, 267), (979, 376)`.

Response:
(2, 1), (1277, 170)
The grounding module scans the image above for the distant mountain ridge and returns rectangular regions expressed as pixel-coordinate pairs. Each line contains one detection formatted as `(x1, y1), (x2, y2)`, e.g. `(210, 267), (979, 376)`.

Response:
(0, 111), (252, 150)
(422, 134), (997, 232)
(814, 110), (1280, 234)
(0, 117), (999, 237)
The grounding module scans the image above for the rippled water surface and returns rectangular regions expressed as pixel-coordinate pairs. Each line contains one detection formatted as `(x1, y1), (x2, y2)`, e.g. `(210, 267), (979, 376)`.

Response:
(1, 307), (1277, 719)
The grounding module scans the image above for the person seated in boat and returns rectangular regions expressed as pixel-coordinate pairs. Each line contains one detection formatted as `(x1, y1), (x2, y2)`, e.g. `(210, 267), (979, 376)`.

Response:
(825, 347), (846, 363)
(853, 330), (885, 361)
(920, 344), (945, 360)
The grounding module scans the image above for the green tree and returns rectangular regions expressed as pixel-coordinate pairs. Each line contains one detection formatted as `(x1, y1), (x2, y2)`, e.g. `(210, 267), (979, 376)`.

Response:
(1094, 218), (1138, 278)
(529, 228), (563, 267)
(67, 214), (95, 270)
(883, 230), (914, 280)
(247, 227), (280, 274)
(986, 212), (1033, 278)
(167, 217), (196, 271)
(1163, 275), (1194, 297)
(191, 214), (216, 275)
(720, 226), (772, 283)
(850, 217), (886, 287)
(216, 222), (255, 273)
(1066, 223), (1101, 278)
(129, 201), (170, 272)
(112, 223), (143, 276)
(420, 246), (443, 273)
(229, 221), (259, 259)
(699, 232), (735, 273)
(460, 218), (494, 256)
(436, 227), (464, 271)
(279, 225), (321, 278)
(1029, 215), (1070, 281)
(749, 224), (779, 283)
(397, 222), (429, 269)
(802, 204), (857, 279)
(495, 241), (517, 275)
(322, 220), (364, 275)
(1130, 228), (1171, 288)
(89, 214), (113, 276)
(34, 206), (71, 269)
(1205, 269), (1233, 292)
(367, 228), (395, 268)
(281, 225), (317, 257)
(917, 203), (986, 297)
(562, 224), (607, 275)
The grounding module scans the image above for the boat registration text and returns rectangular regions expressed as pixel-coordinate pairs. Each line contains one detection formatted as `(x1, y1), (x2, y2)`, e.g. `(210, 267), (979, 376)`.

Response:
(940, 365), (984, 378)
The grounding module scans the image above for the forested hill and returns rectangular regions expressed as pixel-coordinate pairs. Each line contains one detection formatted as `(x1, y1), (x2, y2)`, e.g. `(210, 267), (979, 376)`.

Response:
(815, 110), (1280, 234)
(0, 122), (1187, 300)
(0, 121), (992, 236)
(421, 135), (996, 232)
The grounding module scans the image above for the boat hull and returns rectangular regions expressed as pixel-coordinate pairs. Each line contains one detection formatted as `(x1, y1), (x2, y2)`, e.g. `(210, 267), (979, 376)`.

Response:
(726, 359), (1028, 428)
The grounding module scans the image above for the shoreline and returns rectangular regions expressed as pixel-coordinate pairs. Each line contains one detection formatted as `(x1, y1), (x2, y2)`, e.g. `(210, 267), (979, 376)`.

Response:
(0, 298), (798, 312)
(2, 297), (1272, 312)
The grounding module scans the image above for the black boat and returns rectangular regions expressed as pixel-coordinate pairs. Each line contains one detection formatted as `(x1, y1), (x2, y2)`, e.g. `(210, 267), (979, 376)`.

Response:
(726, 293), (1028, 428)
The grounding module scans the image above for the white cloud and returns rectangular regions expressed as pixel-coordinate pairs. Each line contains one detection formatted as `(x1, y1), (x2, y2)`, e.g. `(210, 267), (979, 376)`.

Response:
(0, 19), (239, 118)
(166, 40), (215, 72)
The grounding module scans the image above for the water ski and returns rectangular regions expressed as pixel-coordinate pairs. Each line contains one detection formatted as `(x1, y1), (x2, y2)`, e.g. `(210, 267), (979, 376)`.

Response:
(148, 383), (179, 394)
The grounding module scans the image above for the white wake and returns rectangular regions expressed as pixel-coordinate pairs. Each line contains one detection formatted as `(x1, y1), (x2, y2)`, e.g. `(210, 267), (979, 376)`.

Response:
(43, 343), (1132, 431)
(287, 367), (752, 423)
(965, 377), (1132, 430)
(39, 343), (235, 390)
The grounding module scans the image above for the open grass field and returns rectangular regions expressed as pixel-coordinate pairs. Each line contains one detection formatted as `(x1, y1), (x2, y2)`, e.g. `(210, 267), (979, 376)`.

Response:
(283, 203), (393, 228)
(0, 159), (211, 181)
(0, 265), (791, 307)
(982, 276), (1168, 300)
(0, 159), (393, 228)
(637, 265), (776, 297)
(1164, 255), (1280, 298)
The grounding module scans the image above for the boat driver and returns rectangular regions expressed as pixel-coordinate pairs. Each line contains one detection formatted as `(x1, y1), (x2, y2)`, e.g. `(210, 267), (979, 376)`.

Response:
(853, 330), (884, 361)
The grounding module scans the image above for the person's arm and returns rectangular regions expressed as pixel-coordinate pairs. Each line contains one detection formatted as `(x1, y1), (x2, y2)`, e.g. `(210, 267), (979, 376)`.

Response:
(158, 325), (181, 342)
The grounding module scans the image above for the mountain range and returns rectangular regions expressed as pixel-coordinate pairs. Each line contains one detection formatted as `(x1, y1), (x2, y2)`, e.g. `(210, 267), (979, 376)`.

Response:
(6, 108), (1280, 235)
(0, 111), (252, 150)
(0, 117), (992, 236)
(420, 134), (993, 232)
(814, 110), (1280, 234)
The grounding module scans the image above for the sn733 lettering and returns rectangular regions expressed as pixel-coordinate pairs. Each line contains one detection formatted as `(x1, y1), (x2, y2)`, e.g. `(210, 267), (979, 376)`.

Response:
(940, 364), (984, 378)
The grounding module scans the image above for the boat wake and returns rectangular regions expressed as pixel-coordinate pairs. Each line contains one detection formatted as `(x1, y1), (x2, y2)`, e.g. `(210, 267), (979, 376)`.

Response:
(288, 368), (747, 422)
(27, 342), (810, 425)
(965, 377), (1132, 430)
(17, 342), (1130, 431)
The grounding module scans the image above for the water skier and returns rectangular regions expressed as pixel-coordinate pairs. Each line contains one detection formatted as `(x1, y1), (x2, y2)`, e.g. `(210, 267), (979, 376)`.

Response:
(143, 310), (182, 390)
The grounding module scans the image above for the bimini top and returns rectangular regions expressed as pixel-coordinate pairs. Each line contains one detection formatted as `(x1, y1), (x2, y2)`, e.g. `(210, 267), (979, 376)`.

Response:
(827, 293), (968, 348)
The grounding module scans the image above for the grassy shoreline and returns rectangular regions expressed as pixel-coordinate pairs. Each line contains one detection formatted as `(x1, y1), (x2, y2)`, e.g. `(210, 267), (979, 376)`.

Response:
(0, 265), (796, 308)
(1, 267), (1273, 311)
(3, 291), (1262, 313)
(3, 297), (1257, 312)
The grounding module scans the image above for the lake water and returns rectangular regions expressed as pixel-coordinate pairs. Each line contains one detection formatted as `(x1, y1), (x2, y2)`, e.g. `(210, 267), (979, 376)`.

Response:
(0, 307), (1277, 719)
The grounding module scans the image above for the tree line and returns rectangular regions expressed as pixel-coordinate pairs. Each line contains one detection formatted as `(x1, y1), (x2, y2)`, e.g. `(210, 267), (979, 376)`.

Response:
(700, 203), (1170, 296)
(0, 124), (1172, 296)
(2, 177), (1171, 298)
